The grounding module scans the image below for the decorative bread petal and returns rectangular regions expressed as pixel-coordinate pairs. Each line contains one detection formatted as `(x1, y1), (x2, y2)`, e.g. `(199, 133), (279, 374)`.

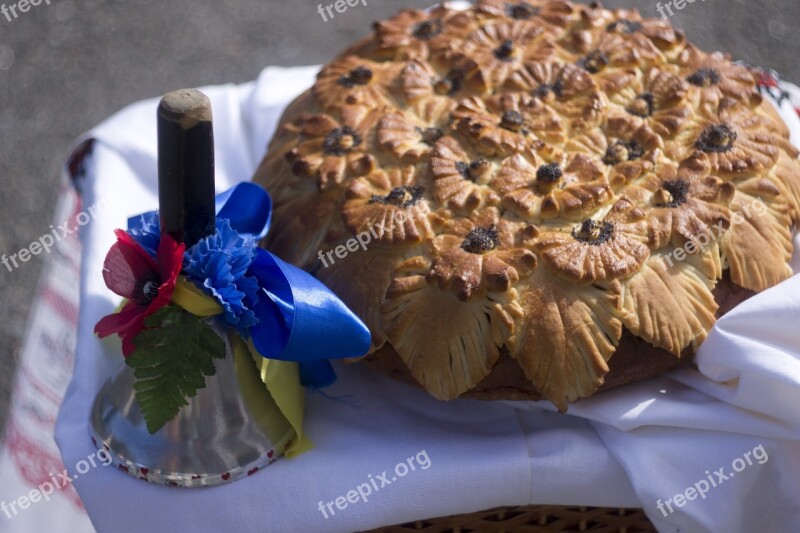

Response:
(622, 256), (718, 356)
(721, 180), (793, 291)
(768, 151), (800, 223)
(382, 270), (513, 400)
(507, 272), (625, 410)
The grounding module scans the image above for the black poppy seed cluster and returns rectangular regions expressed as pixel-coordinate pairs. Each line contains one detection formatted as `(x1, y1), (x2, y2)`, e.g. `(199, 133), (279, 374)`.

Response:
(577, 50), (608, 73)
(338, 66), (373, 88)
(456, 159), (489, 181)
(603, 140), (644, 165)
(627, 93), (655, 118)
(323, 126), (362, 156)
(494, 39), (516, 61)
(370, 185), (426, 208)
(506, 2), (540, 20)
(656, 179), (691, 208)
(606, 19), (643, 34)
(572, 219), (614, 245)
(696, 124), (737, 153)
(687, 68), (720, 87)
(461, 225), (501, 253)
(416, 126), (444, 146)
(536, 162), (563, 184)
(413, 19), (443, 40)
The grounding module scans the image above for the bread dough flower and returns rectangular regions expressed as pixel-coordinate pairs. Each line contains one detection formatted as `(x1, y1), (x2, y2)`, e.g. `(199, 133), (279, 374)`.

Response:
(377, 111), (444, 162)
(674, 110), (786, 176)
(493, 151), (613, 222)
(476, 0), (575, 30)
(566, 128), (654, 187)
(624, 163), (734, 255)
(519, 61), (605, 132)
(605, 67), (691, 151)
(457, 19), (557, 91)
(401, 58), (478, 124)
(314, 56), (400, 111)
(536, 198), (651, 284)
(452, 92), (564, 152)
(677, 46), (758, 113)
(372, 5), (477, 61)
(430, 135), (502, 214)
(428, 208), (537, 300)
(562, 26), (665, 74)
(281, 107), (381, 191)
(342, 166), (433, 245)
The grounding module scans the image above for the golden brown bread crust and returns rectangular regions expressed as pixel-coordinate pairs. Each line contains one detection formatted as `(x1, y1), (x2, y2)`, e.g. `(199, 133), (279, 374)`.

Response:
(253, 1), (800, 410)
(363, 272), (756, 400)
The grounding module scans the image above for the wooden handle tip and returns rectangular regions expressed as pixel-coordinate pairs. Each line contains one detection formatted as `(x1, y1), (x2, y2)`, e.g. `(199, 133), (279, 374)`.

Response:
(158, 89), (212, 129)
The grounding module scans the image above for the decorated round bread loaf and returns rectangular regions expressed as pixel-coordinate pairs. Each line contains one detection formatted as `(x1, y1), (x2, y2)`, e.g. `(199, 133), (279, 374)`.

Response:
(253, 0), (800, 409)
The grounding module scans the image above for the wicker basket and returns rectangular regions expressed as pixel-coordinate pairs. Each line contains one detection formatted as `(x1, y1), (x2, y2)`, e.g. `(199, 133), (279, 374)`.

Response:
(364, 505), (656, 532)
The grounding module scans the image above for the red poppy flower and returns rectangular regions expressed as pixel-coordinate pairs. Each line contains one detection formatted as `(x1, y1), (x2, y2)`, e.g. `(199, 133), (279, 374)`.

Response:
(94, 230), (185, 356)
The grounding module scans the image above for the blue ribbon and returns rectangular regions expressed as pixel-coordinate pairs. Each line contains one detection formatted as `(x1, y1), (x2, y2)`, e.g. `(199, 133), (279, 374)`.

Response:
(128, 182), (371, 387)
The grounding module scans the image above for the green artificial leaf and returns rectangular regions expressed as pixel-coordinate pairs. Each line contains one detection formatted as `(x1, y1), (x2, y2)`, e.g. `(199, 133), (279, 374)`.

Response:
(126, 305), (226, 434)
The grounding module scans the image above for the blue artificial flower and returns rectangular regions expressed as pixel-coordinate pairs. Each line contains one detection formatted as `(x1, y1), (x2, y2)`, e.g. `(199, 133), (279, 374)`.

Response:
(128, 211), (161, 258)
(183, 219), (261, 336)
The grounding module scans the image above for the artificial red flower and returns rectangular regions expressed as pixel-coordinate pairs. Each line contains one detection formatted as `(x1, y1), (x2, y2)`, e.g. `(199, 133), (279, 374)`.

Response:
(94, 230), (185, 356)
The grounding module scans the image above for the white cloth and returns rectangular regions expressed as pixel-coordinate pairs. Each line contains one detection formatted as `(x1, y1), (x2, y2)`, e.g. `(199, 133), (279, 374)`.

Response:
(0, 181), (94, 533)
(54, 65), (800, 533)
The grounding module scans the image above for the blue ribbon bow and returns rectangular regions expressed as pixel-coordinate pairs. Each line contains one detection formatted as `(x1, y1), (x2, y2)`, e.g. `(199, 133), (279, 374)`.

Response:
(128, 182), (371, 387)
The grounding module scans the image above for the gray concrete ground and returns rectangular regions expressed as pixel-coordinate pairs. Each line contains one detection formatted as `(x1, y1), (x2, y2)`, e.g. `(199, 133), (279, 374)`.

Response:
(0, 0), (797, 436)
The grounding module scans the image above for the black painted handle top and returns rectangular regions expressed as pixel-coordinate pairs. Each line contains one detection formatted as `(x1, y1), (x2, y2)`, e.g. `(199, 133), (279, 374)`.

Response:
(157, 89), (216, 247)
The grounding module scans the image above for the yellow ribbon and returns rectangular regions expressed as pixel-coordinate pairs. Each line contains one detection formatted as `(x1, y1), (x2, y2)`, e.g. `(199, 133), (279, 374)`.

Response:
(172, 277), (311, 456)
(172, 277), (223, 317)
